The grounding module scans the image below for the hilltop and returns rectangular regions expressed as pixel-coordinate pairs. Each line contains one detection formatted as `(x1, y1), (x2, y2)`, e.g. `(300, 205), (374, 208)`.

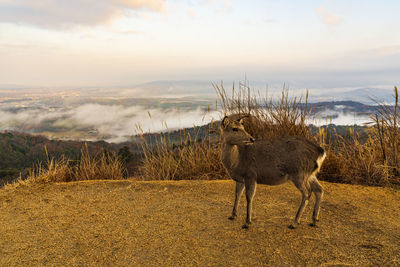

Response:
(1, 180), (399, 266)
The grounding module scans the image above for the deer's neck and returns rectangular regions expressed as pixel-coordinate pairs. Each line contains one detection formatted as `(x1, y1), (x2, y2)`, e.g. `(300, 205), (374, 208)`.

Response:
(221, 142), (240, 169)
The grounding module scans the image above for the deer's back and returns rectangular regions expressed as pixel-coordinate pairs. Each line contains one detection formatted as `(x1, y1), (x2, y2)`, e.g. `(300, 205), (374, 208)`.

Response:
(248, 136), (324, 185)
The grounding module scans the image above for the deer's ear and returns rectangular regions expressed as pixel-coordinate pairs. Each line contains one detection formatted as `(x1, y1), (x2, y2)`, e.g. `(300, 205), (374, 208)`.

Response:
(221, 116), (229, 128)
(237, 114), (249, 124)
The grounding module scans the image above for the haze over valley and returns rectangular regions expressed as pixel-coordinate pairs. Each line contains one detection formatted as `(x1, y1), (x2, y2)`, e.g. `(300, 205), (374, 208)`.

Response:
(0, 81), (395, 142)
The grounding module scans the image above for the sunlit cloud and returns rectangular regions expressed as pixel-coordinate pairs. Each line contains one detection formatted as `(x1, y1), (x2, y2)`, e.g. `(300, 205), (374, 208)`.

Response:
(372, 45), (400, 56)
(264, 18), (275, 24)
(216, 0), (232, 13)
(0, 0), (167, 29)
(203, 0), (231, 13)
(187, 8), (197, 19)
(316, 6), (341, 26)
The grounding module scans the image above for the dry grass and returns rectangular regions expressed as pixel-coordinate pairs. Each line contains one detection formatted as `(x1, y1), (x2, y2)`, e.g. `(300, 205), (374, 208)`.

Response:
(4, 146), (125, 189)
(320, 130), (391, 186)
(74, 147), (125, 181)
(320, 86), (400, 186)
(137, 126), (225, 180)
(1, 179), (399, 266)
(215, 81), (313, 140)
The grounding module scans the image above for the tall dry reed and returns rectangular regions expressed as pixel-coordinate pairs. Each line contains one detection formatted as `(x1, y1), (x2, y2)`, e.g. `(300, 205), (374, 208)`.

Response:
(137, 125), (225, 180)
(214, 81), (314, 140)
(24, 145), (125, 184)
(318, 87), (399, 186)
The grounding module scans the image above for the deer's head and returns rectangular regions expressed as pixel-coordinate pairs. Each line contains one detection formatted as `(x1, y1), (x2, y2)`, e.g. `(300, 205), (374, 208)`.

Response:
(220, 116), (255, 146)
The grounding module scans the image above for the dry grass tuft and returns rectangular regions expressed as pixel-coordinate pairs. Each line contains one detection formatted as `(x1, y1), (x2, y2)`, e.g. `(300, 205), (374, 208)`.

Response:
(320, 86), (400, 186)
(75, 147), (125, 181)
(214, 81), (313, 140)
(320, 129), (392, 186)
(5, 145), (125, 188)
(137, 126), (225, 180)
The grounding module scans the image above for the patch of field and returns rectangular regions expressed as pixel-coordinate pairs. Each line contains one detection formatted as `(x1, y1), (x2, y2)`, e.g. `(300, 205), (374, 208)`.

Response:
(0, 180), (399, 266)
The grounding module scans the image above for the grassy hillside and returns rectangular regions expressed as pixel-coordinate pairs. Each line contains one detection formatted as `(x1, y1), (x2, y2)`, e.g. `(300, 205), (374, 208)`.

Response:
(1, 180), (399, 266)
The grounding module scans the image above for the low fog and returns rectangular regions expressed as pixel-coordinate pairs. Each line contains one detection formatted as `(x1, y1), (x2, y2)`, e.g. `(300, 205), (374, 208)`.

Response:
(0, 104), (220, 143)
(308, 112), (370, 126)
(0, 100), (374, 143)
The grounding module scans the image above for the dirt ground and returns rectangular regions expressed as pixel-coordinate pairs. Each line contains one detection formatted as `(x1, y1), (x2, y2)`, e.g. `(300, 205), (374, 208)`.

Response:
(0, 179), (399, 266)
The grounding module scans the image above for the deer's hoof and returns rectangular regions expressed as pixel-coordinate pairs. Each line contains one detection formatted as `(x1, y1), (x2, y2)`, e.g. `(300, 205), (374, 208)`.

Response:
(309, 218), (319, 227)
(228, 216), (236, 220)
(288, 224), (296, 229)
(242, 224), (249, 229)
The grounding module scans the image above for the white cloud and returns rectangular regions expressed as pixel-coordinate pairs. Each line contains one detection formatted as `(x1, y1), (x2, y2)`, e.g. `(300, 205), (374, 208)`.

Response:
(316, 6), (341, 26)
(114, 0), (165, 12)
(372, 45), (400, 56)
(187, 8), (197, 19)
(216, 0), (232, 13)
(0, 0), (166, 29)
(203, 0), (231, 13)
(264, 18), (275, 24)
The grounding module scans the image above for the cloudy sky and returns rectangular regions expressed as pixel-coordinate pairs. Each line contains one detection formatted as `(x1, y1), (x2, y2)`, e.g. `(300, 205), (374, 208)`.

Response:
(0, 0), (399, 88)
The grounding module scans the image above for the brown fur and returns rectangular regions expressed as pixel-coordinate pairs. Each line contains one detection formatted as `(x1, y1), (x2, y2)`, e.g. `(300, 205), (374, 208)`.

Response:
(220, 116), (326, 229)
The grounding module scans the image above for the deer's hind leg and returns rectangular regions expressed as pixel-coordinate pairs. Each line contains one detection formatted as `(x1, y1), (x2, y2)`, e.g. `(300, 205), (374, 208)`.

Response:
(229, 181), (245, 220)
(289, 176), (312, 229)
(309, 175), (323, 226)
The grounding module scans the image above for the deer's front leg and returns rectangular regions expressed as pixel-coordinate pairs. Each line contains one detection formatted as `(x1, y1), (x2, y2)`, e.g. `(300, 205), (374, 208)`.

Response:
(242, 178), (257, 229)
(229, 181), (245, 220)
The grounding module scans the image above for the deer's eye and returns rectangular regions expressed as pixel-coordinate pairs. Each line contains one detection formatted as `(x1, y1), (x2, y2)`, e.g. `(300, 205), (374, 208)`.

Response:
(232, 128), (238, 132)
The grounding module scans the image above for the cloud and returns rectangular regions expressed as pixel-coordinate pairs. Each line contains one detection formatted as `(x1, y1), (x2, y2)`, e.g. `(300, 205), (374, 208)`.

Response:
(316, 6), (341, 26)
(187, 8), (197, 19)
(371, 45), (400, 56)
(216, 0), (232, 13)
(0, 0), (166, 29)
(114, 29), (144, 35)
(203, 0), (231, 13)
(264, 18), (275, 24)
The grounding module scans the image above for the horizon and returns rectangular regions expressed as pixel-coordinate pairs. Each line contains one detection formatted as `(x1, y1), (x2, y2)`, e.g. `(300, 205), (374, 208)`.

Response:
(0, 0), (399, 89)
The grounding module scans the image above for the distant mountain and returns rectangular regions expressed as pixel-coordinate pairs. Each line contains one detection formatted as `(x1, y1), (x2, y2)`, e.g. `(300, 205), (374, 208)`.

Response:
(130, 81), (396, 105)
(130, 80), (215, 98)
(311, 87), (395, 104)
(307, 100), (378, 114)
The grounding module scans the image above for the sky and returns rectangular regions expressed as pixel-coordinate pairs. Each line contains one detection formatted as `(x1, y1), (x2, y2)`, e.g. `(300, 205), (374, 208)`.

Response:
(0, 0), (399, 88)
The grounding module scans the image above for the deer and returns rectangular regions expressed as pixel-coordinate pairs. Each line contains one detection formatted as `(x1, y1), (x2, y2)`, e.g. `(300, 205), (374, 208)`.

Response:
(220, 115), (326, 229)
